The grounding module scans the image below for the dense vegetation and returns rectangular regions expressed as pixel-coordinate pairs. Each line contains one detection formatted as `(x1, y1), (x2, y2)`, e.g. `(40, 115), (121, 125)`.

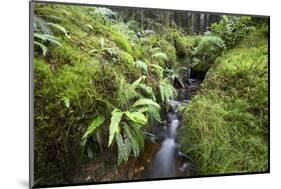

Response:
(178, 21), (268, 174)
(32, 2), (268, 186)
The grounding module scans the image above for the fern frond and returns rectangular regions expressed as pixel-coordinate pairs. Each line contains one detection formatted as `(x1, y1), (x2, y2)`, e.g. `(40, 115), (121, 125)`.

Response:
(150, 64), (164, 79)
(138, 83), (156, 101)
(34, 41), (48, 56)
(124, 111), (147, 125)
(130, 76), (146, 91)
(130, 124), (144, 151)
(123, 123), (140, 157)
(149, 47), (161, 54)
(134, 60), (148, 73)
(116, 133), (131, 165)
(108, 109), (123, 147)
(132, 98), (160, 109)
(34, 33), (62, 47)
(34, 16), (52, 34)
(152, 52), (168, 61)
(47, 22), (71, 38)
(159, 79), (178, 103)
(82, 115), (105, 141)
(146, 105), (161, 123)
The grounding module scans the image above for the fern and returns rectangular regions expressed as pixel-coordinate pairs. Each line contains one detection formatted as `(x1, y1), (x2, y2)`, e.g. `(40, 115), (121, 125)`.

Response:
(146, 105), (161, 123)
(108, 109), (123, 147)
(152, 52), (168, 61)
(150, 64), (164, 79)
(159, 79), (178, 103)
(123, 123), (140, 157)
(47, 22), (71, 38)
(134, 60), (148, 73)
(81, 115), (105, 142)
(33, 15), (64, 56)
(138, 83), (156, 101)
(132, 98), (160, 109)
(124, 111), (147, 125)
(116, 133), (131, 165)
(34, 41), (48, 56)
(130, 123), (144, 151)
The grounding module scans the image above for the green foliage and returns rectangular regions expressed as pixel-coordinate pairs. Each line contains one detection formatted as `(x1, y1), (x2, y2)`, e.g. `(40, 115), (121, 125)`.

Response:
(108, 109), (123, 147)
(33, 15), (70, 56)
(152, 52), (168, 62)
(178, 29), (268, 175)
(211, 16), (254, 48)
(192, 36), (226, 71)
(108, 96), (160, 165)
(159, 79), (178, 104)
(134, 60), (148, 73)
(111, 33), (133, 54)
(132, 98), (160, 109)
(33, 2), (268, 184)
(82, 116), (105, 141)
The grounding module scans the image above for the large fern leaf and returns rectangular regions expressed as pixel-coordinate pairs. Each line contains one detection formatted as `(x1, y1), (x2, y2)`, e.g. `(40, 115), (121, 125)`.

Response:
(123, 123), (140, 157)
(34, 41), (48, 56)
(132, 98), (160, 109)
(124, 111), (147, 125)
(82, 115), (105, 141)
(130, 124), (144, 151)
(134, 60), (148, 73)
(146, 105), (161, 123)
(130, 76), (146, 91)
(34, 33), (62, 47)
(138, 83), (156, 101)
(47, 22), (70, 38)
(116, 133), (131, 165)
(152, 52), (168, 61)
(108, 109), (123, 147)
(159, 79), (178, 103)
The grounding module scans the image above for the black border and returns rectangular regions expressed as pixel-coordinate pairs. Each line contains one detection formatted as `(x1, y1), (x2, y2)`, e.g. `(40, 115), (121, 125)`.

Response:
(29, 0), (270, 188)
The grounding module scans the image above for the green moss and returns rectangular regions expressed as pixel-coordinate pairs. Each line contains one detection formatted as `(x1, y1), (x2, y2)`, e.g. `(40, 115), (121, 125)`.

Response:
(115, 50), (141, 82)
(111, 32), (133, 55)
(178, 30), (268, 175)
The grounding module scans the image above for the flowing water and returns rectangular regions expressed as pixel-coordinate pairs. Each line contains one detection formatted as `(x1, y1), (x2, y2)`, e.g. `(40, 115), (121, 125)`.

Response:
(150, 101), (182, 178)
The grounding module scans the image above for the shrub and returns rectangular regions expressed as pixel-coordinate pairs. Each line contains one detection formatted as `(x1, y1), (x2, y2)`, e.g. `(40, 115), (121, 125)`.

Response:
(192, 36), (226, 72)
(211, 16), (254, 48)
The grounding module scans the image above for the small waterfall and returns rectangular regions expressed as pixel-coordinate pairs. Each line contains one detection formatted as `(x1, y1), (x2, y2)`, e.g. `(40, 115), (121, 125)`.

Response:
(150, 101), (180, 178)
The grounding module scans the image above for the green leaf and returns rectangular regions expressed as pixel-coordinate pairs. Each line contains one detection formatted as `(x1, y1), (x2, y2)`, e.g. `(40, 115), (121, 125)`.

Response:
(125, 111), (147, 125)
(159, 79), (177, 103)
(34, 33), (62, 47)
(62, 97), (70, 108)
(138, 83), (156, 101)
(152, 52), (168, 61)
(130, 124), (144, 151)
(132, 98), (160, 109)
(123, 123), (140, 157)
(116, 133), (131, 165)
(146, 105), (161, 123)
(134, 60), (147, 73)
(47, 22), (71, 38)
(130, 76), (146, 91)
(34, 41), (48, 56)
(108, 109), (123, 147)
(82, 115), (105, 141)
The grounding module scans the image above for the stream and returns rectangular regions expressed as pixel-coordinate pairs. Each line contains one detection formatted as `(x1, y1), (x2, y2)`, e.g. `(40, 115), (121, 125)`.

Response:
(73, 69), (201, 182)
(150, 100), (180, 178)
(133, 68), (201, 180)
